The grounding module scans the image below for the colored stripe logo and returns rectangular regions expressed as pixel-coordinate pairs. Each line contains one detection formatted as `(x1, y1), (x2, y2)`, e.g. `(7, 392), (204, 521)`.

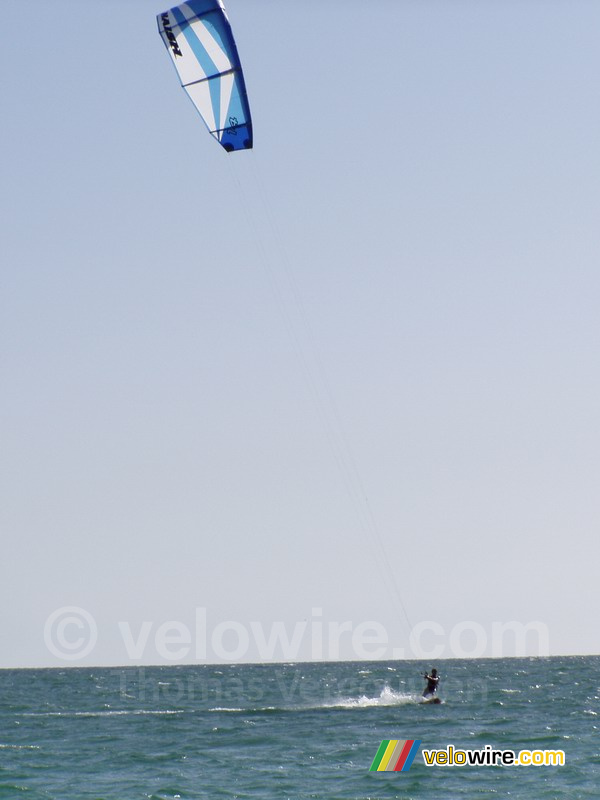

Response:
(369, 739), (421, 772)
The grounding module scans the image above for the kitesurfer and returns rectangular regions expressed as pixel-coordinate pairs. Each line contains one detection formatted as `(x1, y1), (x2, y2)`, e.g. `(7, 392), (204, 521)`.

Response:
(423, 669), (439, 697)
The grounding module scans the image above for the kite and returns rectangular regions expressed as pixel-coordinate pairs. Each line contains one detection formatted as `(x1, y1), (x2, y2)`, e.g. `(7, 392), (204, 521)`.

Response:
(157, 1), (253, 152)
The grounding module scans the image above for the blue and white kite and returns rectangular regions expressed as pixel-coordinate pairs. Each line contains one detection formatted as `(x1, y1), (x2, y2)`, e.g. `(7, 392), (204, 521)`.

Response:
(157, 0), (253, 152)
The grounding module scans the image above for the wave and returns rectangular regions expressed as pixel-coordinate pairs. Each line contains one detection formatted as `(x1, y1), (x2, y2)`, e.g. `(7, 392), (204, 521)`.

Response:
(205, 684), (421, 713)
(0, 744), (40, 750)
(17, 687), (423, 719)
(19, 710), (186, 718)
(320, 684), (418, 709)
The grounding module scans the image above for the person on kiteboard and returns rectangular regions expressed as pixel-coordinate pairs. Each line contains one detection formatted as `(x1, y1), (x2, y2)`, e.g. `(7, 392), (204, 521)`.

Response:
(423, 668), (439, 697)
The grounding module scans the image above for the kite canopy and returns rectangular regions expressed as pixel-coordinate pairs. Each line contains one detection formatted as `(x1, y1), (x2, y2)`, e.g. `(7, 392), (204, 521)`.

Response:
(157, 0), (252, 152)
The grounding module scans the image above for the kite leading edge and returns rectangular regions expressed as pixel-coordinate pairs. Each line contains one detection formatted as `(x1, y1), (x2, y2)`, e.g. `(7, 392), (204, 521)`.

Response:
(157, 0), (253, 152)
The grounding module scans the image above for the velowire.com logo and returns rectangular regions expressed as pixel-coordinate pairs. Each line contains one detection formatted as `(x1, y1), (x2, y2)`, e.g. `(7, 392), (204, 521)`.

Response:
(369, 739), (421, 772)
(369, 739), (567, 771)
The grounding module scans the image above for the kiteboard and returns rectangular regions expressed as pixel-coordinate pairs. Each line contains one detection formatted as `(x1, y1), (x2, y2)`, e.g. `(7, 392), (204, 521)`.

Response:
(420, 695), (442, 705)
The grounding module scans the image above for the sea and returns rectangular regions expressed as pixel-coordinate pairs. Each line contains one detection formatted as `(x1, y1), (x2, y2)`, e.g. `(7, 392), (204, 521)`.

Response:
(1, 656), (598, 799)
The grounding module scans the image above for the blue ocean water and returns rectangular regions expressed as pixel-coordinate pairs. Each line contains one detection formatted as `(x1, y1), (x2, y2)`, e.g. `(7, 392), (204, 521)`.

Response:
(1, 657), (598, 799)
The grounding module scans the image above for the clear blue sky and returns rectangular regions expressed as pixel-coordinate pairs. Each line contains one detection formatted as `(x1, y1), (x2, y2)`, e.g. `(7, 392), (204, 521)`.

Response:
(2, 0), (600, 667)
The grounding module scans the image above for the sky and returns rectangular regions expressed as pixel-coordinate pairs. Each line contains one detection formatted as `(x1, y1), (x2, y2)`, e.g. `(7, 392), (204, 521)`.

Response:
(2, 0), (600, 668)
